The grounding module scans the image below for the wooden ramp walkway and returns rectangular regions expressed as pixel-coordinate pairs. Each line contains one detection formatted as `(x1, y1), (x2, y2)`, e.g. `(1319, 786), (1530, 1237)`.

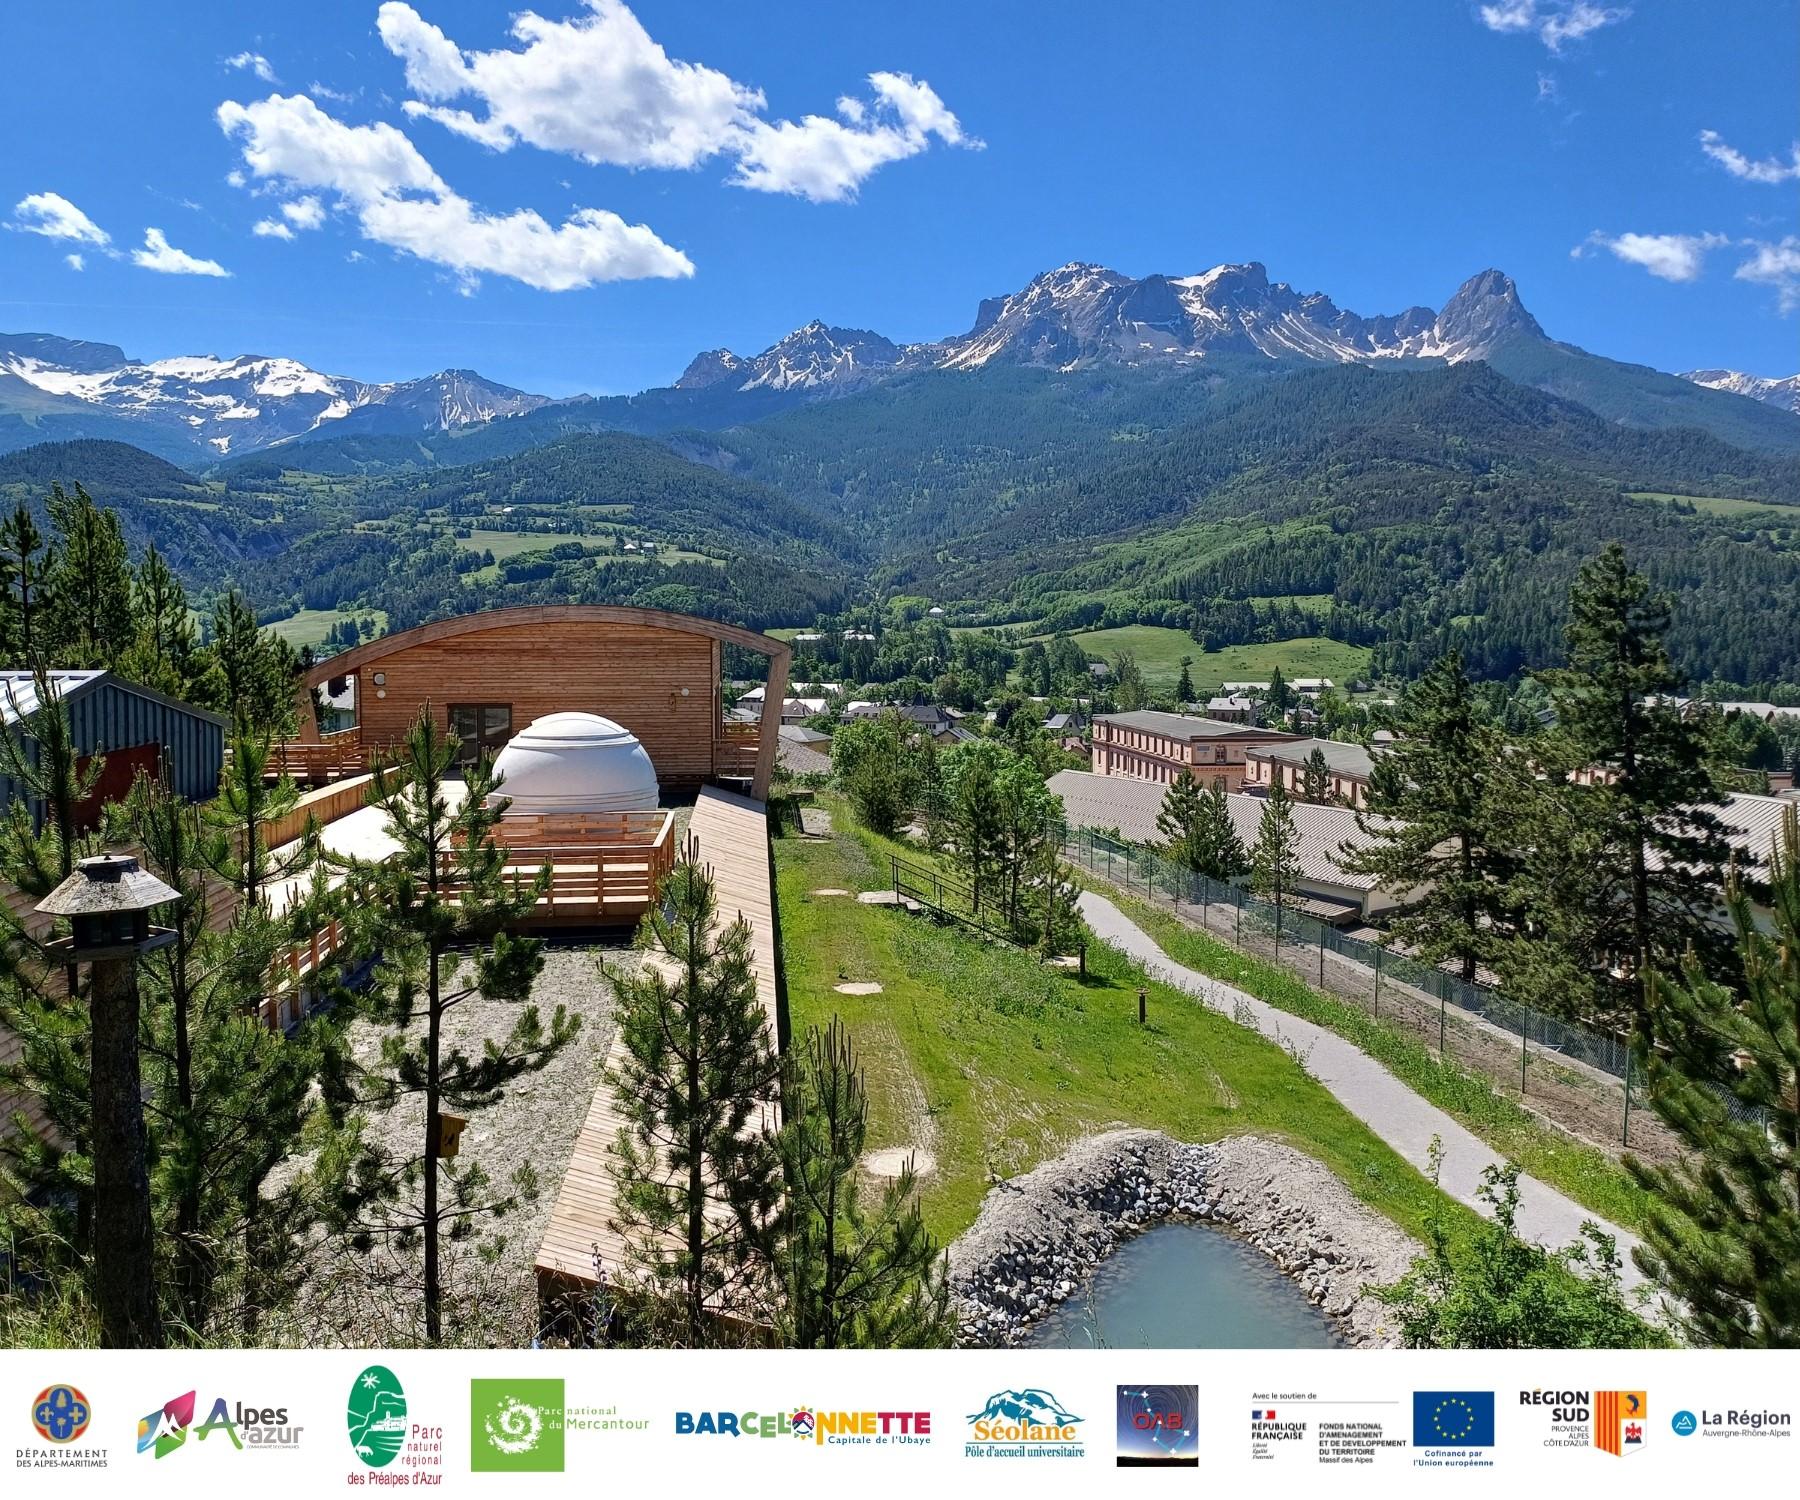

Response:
(533, 786), (781, 1297)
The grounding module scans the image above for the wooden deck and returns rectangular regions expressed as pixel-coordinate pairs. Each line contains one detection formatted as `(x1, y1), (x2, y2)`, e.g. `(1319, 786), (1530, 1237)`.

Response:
(533, 786), (781, 1297)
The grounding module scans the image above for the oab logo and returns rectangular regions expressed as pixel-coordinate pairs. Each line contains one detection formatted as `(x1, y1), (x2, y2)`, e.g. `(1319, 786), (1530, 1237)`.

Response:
(347, 1366), (407, 1469)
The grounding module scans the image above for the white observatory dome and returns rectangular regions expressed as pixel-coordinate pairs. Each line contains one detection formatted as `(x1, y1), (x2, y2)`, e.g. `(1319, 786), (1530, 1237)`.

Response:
(488, 712), (660, 816)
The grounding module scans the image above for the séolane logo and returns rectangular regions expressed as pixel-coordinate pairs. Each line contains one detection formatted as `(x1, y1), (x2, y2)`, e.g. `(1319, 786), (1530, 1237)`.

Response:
(964, 1389), (1084, 1459)
(346, 1366), (408, 1469)
(1594, 1391), (1647, 1457)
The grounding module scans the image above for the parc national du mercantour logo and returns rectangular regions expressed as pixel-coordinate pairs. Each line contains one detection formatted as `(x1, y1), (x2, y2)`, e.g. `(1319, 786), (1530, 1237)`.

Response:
(964, 1388), (1084, 1458)
(472, 1379), (566, 1473)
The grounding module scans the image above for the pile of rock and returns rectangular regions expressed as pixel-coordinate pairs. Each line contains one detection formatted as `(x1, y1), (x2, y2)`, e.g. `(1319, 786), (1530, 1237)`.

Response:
(947, 1130), (1420, 1349)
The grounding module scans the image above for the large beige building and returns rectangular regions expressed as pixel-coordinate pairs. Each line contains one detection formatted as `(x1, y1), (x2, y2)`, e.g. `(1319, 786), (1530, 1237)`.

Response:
(1090, 710), (1305, 791)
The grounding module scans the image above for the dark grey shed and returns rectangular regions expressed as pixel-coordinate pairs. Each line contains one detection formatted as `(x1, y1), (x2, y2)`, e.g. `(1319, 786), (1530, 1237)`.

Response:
(0, 670), (226, 822)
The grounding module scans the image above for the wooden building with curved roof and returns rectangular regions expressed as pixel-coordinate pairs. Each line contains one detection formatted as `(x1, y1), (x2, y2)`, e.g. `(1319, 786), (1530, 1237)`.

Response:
(279, 605), (791, 800)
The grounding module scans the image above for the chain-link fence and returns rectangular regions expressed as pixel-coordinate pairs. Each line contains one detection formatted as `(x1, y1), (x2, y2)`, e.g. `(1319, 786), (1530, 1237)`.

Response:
(1060, 823), (1689, 1161)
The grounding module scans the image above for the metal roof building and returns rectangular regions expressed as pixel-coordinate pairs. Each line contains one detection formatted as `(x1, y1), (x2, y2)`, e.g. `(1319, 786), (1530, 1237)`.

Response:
(0, 669), (226, 822)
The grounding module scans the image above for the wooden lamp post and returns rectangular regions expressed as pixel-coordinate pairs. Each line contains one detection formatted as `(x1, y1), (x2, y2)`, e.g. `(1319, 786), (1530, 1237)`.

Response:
(37, 852), (178, 1349)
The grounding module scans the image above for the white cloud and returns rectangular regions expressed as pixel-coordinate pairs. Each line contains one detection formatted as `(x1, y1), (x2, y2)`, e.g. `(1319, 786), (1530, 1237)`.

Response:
(226, 50), (278, 84)
(1735, 236), (1800, 312)
(253, 217), (295, 239)
(283, 195), (326, 229)
(1478, 1), (1628, 52)
(217, 91), (692, 290)
(733, 73), (976, 203)
(9, 191), (111, 245)
(374, 0), (973, 200)
(131, 227), (231, 277)
(64, 253), (84, 271)
(1699, 129), (1800, 185)
(377, 0), (762, 167)
(1578, 229), (1726, 282)
(309, 80), (356, 104)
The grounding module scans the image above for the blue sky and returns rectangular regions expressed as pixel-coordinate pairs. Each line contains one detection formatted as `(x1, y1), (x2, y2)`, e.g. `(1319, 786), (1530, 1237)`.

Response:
(2, 1), (1795, 396)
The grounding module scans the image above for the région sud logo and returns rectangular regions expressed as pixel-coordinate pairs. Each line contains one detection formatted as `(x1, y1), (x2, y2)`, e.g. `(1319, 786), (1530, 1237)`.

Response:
(964, 1388), (1084, 1459)
(1594, 1391), (1647, 1458)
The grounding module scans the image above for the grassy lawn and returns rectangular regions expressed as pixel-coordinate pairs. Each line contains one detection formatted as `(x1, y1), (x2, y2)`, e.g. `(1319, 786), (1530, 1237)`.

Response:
(1064, 625), (1371, 693)
(1095, 886), (1653, 1234)
(1626, 491), (1797, 521)
(266, 606), (387, 649)
(457, 528), (564, 560)
(774, 804), (1470, 1248)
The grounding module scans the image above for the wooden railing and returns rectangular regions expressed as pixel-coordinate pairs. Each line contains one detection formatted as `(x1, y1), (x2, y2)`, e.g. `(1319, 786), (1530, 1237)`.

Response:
(443, 809), (677, 923)
(715, 721), (761, 778)
(269, 727), (370, 784)
(256, 773), (376, 851)
(259, 916), (347, 1031)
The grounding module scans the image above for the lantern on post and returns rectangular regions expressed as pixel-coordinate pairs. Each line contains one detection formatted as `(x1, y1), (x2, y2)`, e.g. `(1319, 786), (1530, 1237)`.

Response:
(37, 853), (179, 1349)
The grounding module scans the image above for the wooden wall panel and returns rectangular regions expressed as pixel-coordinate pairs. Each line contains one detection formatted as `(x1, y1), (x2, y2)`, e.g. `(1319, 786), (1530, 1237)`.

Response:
(353, 621), (720, 784)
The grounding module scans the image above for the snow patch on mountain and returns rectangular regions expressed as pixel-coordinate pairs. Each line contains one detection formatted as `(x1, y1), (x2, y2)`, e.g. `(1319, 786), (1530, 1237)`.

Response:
(1682, 368), (1800, 416)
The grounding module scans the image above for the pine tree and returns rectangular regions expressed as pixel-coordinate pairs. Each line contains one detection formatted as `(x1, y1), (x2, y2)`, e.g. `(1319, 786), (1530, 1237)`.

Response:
(0, 501), (52, 660)
(0, 666), (104, 1294)
(1299, 747), (1333, 804)
(948, 744), (1006, 917)
(118, 545), (196, 698)
(1251, 781), (1303, 942)
(777, 1018), (953, 1349)
(128, 769), (327, 1337)
(1344, 651), (1516, 983)
(1266, 666), (1294, 715)
(319, 711), (575, 1344)
(1626, 804), (1800, 1347)
(1537, 544), (1732, 1035)
(196, 592), (299, 738)
(1156, 771), (1207, 871)
(1175, 655), (1195, 705)
(43, 483), (132, 667)
(608, 844), (782, 1343)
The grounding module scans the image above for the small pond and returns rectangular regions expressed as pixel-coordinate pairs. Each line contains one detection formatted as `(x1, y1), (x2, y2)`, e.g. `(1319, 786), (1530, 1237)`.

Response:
(1023, 1222), (1340, 1348)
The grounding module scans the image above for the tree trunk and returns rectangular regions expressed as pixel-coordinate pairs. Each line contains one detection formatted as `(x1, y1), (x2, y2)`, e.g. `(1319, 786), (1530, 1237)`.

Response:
(90, 956), (160, 1347)
(423, 939), (443, 1345)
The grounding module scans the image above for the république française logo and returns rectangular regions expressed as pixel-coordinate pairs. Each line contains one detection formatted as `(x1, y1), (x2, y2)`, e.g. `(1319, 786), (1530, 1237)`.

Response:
(137, 1391), (302, 1458)
(964, 1388), (1084, 1459)
(673, 1408), (932, 1446)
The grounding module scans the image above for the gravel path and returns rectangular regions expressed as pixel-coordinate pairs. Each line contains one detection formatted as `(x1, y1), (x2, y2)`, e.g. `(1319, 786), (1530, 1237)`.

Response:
(1079, 891), (1648, 1292)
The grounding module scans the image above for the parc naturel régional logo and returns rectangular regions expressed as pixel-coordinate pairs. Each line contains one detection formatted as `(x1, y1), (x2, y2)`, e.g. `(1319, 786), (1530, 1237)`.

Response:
(964, 1389), (1084, 1459)
(472, 1380), (566, 1473)
(674, 1408), (932, 1447)
(346, 1366), (408, 1469)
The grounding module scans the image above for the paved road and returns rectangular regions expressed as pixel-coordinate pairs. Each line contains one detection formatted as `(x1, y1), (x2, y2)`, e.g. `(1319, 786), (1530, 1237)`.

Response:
(1079, 890), (1648, 1292)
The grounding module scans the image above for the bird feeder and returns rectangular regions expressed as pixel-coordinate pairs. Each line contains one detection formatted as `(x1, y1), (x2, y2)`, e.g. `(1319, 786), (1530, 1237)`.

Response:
(37, 854), (179, 962)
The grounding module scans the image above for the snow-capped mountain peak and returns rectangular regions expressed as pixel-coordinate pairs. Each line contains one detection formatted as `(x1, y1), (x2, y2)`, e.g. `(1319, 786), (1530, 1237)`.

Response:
(682, 261), (1561, 395)
(0, 333), (548, 457)
(1681, 368), (1800, 416)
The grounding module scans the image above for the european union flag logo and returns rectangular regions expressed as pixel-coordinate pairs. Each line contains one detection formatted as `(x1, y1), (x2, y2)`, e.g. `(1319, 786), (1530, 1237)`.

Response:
(1412, 1391), (1495, 1448)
